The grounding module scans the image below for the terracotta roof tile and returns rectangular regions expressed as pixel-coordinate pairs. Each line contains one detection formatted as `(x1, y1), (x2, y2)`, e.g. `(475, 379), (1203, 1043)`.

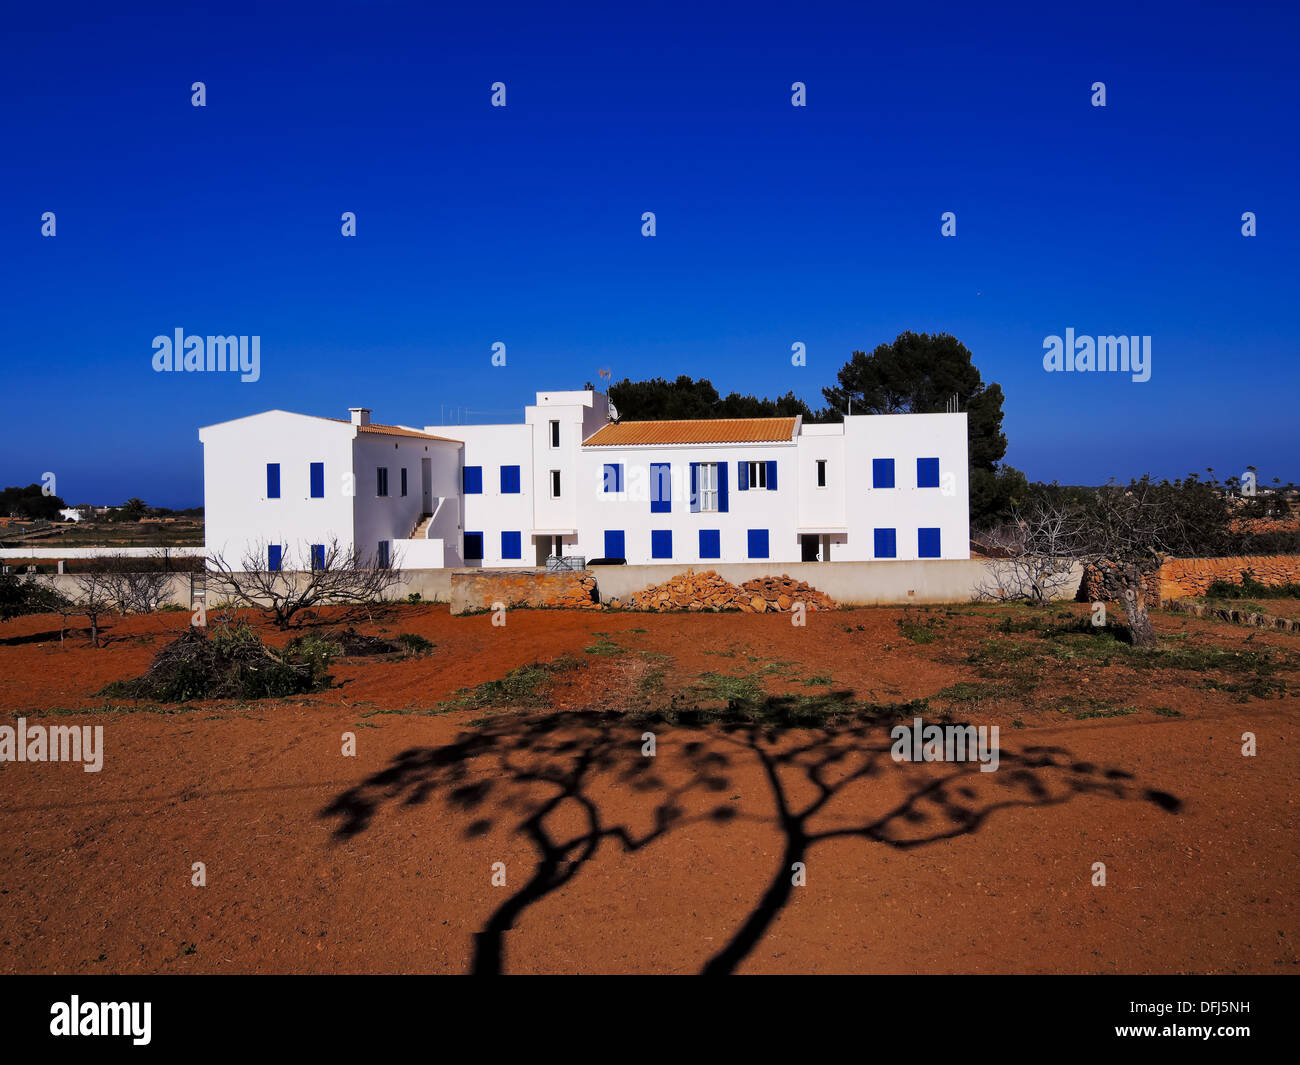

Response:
(583, 417), (797, 447)
(326, 418), (458, 442)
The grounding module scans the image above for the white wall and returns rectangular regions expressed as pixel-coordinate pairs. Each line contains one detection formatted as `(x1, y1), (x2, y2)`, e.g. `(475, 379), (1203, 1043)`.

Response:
(200, 411), (355, 570)
(574, 441), (801, 564)
(352, 434), (460, 567)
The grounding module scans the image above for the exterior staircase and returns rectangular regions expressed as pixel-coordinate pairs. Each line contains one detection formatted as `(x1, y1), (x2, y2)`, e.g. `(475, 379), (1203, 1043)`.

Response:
(410, 513), (434, 539)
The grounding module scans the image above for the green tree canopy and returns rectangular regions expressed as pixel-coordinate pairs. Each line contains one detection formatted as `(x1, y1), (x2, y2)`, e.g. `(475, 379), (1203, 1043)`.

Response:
(820, 331), (1018, 527)
(609, 375), (813, 421)
(0, 483), (67, 521)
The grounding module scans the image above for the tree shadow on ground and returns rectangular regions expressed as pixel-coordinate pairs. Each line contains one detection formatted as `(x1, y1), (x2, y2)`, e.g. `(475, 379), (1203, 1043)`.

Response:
(320, 700), (1183, 975)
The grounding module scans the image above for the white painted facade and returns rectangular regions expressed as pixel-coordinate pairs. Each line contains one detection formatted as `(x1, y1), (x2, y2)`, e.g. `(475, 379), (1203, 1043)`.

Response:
(200, 390), (970, 570)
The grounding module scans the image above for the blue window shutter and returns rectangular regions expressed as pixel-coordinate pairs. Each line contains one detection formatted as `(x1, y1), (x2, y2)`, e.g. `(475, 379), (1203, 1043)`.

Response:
(311, 544), (325, 570)
(309, 462), (324, 498)
(872, 458), (895, 489)
(501, 531), (521, 559)
(501, 465), (521, 493)
(747, 529), (769, 559)
(464, 532), (483, 560)
(268, 544), (282, 571)
(651, 529), (672, 559)
(738, 462), (749, 491)
(690, 463), (700, 513)
(919, 528), (941, 558)
(266, 463), (280, 498)
(718, 461), (729, 512)
(917, 457), (940, 488)
(874, 528), (896, 559)
(604, 530), (625, 559)
(603, 464), (623, 493)
(463, 466), (482, 494)
(767, 460), (777, 491)
(699, 529), (720, 559)
(650, 463), (671, 513)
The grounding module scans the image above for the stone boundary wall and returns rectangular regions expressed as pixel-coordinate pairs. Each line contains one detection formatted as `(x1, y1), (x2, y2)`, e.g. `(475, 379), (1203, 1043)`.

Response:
(449, 570), (598, 615)
(1156, 555), (1300, 599)
(1080, 555), (1300, 603)
(1163, 598), (1300, 633)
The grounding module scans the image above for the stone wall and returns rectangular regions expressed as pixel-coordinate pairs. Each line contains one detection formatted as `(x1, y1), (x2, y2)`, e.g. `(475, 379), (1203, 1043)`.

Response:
(449, 569), (599, 615)
(1155, 555), (1300, 599)
(1081, 555), (1300, 603)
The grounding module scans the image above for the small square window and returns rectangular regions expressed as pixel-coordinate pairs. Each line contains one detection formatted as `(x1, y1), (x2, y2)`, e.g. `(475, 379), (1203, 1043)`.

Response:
(464, 532), (484, 561)
(501, 465), (521, 494)
(873, 528), (896, 559)
(699, 529), (721, 559)
(918, 527), (941, 558)
(604, 530), (625, 559)
(917, 458), (940, 489)
(501, 531), (522, 559)
(463, 466), (483, 494)
(872, 459), (895, 489)
(747, 529), (769, 559)
(651, 529), (672, 559)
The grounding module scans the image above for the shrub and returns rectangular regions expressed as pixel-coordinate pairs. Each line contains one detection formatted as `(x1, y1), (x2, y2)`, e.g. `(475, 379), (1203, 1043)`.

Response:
(103, 621), (333, 703)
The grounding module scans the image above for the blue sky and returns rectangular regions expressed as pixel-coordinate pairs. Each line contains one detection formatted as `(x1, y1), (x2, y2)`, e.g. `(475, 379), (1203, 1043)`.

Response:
(2, 0), (1297, 507)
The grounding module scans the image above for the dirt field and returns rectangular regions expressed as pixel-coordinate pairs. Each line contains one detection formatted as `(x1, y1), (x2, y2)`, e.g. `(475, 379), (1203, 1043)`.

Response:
(0, 601), (1296, 974)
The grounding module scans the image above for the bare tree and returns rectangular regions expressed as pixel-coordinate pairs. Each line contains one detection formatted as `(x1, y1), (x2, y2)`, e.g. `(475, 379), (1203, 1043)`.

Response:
(101, 552), (173, 614)
(206, 537), (403, 630)
(72, 570), (117, 647)
(974, 498), (1079, 604)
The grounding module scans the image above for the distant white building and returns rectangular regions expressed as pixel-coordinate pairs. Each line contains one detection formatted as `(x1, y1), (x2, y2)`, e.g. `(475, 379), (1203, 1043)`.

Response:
(58, 507), (85, 522)
(199, 389), (970, 570)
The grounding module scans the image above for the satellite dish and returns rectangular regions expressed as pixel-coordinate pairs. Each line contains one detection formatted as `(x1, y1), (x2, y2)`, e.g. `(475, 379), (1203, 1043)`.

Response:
(607, 399), (619, 422)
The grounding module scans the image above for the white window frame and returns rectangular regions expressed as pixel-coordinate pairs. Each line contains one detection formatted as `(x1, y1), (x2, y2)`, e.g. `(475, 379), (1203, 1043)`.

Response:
(549, 420), (560, 448)
(699, 462), (719, 512)
(550, 469), (561, 498)
(816, 459), (827, 489)
(745, 460), (767, 490)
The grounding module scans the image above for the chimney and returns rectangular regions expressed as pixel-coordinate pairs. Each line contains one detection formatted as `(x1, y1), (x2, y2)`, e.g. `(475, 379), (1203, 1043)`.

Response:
(348, 407), (371, 427)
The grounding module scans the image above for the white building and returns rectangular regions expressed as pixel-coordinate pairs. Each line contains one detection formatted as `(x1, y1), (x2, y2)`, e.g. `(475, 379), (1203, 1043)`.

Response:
(199, 389), (969, 570)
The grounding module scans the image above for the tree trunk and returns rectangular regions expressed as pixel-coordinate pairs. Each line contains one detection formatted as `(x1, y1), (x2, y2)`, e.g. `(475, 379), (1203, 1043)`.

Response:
(1119, 579), (1156, 648)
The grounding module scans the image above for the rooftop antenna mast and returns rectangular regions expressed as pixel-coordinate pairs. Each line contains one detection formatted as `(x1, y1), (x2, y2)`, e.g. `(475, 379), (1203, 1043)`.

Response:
(598, 367), (618, 421)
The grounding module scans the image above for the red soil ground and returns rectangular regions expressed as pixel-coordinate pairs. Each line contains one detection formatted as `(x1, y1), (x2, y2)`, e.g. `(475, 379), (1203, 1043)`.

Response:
(0, 603), (1296, 974)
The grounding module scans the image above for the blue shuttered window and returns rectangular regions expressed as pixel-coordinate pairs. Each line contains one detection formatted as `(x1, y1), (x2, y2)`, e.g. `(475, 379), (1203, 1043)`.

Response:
(738, 462), (749, 491)
(917, 458), (940, 488)
(874, 528), (897, 559)
(603, 464), (623, 493)
(717, 461), (729, 512)
(699, 530), (721, 559)
(501, 531), (522, 559)
(266, 463), (280, 499)
(377, 467), (389, 497)
(767, 460), (777, 491)
(309, 462), (324, 498)
(500, 465), (521, 493)
(651, 530), (672, 559)
(464, 532), (484, 560)
(650, 463), (671, 512)
(918, 528), (941, 558)
(267, 544), (282, 572)
(747, 529), (769, 559)
(690, 463), (700, 513)
(463, 466), (483, 494)
(872, 459), (895, 489)
(604, 530), (625, 559)
(310, 544), (326, 570)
